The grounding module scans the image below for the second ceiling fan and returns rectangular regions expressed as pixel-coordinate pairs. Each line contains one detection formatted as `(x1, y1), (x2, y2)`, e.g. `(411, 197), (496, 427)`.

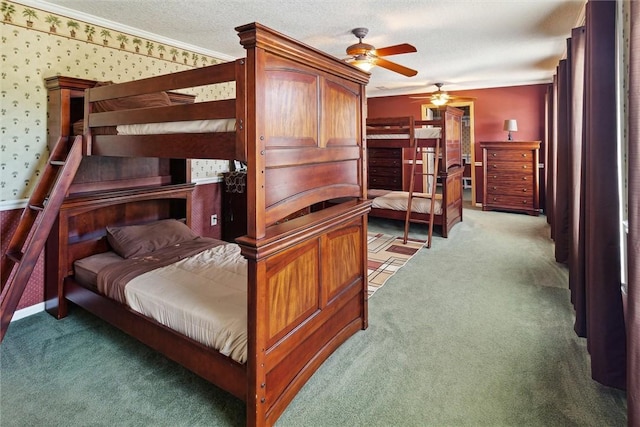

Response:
(345, 27), (418, 77)
(412, 83), (476, 105)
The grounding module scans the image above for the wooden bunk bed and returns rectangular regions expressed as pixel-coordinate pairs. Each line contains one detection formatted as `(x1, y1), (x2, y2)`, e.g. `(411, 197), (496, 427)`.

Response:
(1, 23), (370, 427)
(365, 107), (464, 238)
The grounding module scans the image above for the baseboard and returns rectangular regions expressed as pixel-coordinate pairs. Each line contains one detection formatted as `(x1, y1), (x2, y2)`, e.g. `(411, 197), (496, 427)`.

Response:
(11, 303), (45, 321)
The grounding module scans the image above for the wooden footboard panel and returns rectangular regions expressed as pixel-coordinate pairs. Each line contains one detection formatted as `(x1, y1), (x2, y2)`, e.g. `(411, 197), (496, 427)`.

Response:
(441, 166), (463, 237)
(64, 279), (247, 400)
(237, 200), (370, 426)
(248, 50), (367, 237)
(442, 107), (463, 171)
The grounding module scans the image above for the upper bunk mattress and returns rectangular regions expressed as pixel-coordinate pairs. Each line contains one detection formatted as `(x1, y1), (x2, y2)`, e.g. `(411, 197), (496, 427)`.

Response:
(366, 127), (441, 139)
(73, 118), (236, 136)
(117, 118), (236, 135)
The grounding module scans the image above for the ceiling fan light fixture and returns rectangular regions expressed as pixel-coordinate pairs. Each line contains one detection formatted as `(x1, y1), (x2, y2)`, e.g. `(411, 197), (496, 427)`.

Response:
(430, 93), (449, 106)
(351, 55), (374, 72)
(430, 83), (450, 105)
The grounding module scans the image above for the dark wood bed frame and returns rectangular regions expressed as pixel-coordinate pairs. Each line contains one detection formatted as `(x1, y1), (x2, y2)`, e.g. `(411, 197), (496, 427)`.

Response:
(42, 23), (370, 427)
(365, 108), (464, 238)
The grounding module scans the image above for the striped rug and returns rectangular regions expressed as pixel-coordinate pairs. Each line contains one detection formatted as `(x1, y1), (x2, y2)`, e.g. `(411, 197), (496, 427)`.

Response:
(367, 232), (424, 298)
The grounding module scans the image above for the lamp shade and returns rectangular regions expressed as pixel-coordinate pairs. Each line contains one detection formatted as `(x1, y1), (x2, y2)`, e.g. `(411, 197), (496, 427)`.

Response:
(503, 119), (518, 132)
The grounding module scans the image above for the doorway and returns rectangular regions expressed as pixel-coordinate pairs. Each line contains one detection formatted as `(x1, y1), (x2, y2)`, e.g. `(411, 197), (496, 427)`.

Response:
(421, 102), (476, 206)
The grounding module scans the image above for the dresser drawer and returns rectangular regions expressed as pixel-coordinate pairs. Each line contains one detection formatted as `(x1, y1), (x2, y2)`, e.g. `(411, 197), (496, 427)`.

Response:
(369, 166), (401, 177)
(485, 149), (535, 162)
(369, 157), (402, 168)
(486, 161), (535, 173)
(369, 175), (402, 190)
(486, 172), (533, 183)
(485, 181), (534, 197)
(484, 194), (534, 210)
(368, 148), (402, 159)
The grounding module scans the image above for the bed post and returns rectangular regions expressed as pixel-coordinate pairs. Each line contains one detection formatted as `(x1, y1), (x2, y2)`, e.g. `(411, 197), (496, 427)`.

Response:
(237, 29), (267, 424)
(235, 58), (248, 162)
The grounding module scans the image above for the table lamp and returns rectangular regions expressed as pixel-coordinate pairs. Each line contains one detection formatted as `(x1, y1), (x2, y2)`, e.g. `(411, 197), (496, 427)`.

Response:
(503, 119), (518, 141)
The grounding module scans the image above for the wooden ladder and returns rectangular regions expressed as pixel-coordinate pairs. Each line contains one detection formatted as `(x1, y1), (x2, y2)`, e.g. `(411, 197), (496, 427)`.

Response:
(0, 136), (83, 342)
(403, 136), (441, 248)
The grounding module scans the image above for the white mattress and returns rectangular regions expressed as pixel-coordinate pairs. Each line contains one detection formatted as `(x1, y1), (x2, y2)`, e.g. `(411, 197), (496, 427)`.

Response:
(77, 243), (248, 363)
(372, 191), (443, 215)
(367, 127), (441, 139)
(124, 243), (247, 363)
(117, 118), (236, 135)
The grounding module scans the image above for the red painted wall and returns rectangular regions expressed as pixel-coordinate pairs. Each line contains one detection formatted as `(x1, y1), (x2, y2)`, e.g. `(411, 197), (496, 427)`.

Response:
(367, 84), (549, 204)
(191, 182), (223, 240)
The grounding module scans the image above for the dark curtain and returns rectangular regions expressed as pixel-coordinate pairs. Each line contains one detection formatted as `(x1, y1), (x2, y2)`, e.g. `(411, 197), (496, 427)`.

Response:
(548, 0), (627, 390)
(627, 0), (640, 422)
(583, 0), (626, 389)
(567, 27), (587, 337)
(554, 59), (570, 264)
(547, 74), (558, 237)
(544, 85), (554, 220)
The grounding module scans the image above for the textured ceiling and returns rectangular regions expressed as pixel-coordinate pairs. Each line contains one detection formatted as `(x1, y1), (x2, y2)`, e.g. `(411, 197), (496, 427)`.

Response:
(35, 0), (585, 97)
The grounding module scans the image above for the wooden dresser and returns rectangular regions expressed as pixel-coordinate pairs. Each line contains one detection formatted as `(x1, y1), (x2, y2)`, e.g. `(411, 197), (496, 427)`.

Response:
(481, 141), (541, 216)
(368, 147), (403, 190)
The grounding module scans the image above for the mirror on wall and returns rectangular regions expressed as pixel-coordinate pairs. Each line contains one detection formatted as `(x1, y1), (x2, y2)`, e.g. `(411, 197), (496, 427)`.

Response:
(421, 102), (476, 206)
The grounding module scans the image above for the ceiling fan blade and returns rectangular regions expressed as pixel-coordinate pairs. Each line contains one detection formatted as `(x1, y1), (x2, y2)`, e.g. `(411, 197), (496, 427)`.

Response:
(409, 95), (477, 105)
(450, 95), (477, 101)
(374, 43), (417, 57)
(373, 57), (418, 77)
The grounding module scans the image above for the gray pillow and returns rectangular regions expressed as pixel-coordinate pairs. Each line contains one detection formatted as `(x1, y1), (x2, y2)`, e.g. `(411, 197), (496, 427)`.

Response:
(106, 219), (198, 259)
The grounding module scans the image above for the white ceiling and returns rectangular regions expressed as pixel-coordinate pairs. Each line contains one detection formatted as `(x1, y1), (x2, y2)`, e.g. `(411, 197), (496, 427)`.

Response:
(34, 0), (586, 97)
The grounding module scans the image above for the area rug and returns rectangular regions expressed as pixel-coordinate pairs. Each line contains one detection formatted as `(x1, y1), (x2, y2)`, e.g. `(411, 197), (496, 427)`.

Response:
(367, 232), (424, 298)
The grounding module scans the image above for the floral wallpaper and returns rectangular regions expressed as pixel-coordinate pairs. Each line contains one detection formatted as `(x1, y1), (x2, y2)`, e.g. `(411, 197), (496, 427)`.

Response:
(1, 0), (233, 204)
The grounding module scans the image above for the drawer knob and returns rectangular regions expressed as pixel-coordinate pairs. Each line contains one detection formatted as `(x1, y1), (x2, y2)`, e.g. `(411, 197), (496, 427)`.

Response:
(522, 165), (527, 169)
(493, 175), (498, 179)
(492, 153), (497, 157)
(522, 200), (528, 204)
(522, 153), (527, 157)
(522, 176), (528, 180)
(522, 189), (527, 192)
(492, 186), (497, 190)
(493, 197), (498, 201)
(493, 165), (498, 168)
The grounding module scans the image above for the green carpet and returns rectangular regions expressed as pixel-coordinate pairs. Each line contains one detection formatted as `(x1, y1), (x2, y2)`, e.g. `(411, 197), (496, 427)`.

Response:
(0, 207), (627, 426)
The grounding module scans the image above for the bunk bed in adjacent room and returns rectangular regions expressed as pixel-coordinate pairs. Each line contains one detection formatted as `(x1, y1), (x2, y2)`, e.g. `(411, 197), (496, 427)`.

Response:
(365, 107), (464, 240)
(0, 23), (371, 427)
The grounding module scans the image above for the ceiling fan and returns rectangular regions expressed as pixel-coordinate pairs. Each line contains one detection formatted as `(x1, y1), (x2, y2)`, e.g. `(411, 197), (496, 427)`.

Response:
(412, 83), (476, 105)
(345, 28), (418, 77)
